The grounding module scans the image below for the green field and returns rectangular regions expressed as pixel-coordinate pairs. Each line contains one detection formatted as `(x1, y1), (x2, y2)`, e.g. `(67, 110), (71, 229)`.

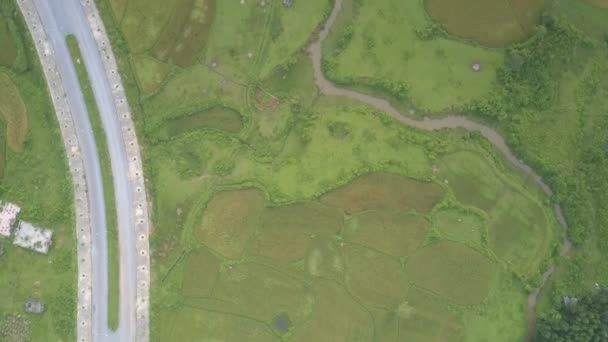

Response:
(91, 0), (608, 340)
(0, 14), (18, 67)
(0, 1), (75, 341)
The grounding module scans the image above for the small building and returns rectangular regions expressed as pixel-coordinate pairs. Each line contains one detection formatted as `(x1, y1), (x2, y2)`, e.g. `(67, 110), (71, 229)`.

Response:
(282, 0), (294, 7)
(0, 201), (20, 237)
(13, 221), (53, 254)
(24, 299), (45, 314)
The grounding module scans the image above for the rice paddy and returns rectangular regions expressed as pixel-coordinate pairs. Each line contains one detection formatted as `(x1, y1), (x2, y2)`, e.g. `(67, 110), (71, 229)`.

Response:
(320, 173), (443, 214)
(159, 157), (557, 340)
(425, 0), (544, 46)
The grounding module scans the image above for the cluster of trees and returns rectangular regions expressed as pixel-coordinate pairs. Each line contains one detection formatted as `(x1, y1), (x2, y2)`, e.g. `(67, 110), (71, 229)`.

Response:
(536, 290), (608, 341)
(470, 15), (588, 119)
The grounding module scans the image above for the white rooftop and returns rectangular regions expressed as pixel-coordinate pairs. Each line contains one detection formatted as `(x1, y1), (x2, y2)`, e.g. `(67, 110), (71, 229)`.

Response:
(13, 221), (53, 254)
(0, 201), (20, 237)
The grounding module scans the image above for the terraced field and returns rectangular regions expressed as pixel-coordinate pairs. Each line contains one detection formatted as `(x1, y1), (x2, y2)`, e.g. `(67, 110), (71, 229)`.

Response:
(163, 161), (556, 341)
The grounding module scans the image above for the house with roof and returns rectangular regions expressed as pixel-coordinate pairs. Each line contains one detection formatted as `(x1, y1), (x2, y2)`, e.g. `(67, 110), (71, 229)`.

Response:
(0, 201), (20, 237)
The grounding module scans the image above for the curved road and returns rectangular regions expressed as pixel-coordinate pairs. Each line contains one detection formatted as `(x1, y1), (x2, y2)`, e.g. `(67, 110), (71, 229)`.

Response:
(309, 0), (572, 338)
(24, 0), (149, 341)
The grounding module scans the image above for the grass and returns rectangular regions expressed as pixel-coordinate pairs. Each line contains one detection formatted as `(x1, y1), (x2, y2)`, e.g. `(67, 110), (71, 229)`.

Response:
(584, 0), (608, 8)
(120, 0), (177, 53)
(209, 262), (312, 322)
(432, 207), (485, 246)
(151, 0), (215, 67)
(488, 190), (552, 279)
(195, 189), (265, 259)
(320, 172), (444, 214)
(399, 287), (465, 341)
(0, 1), (75, 340)
(459, 271), (528, 342)
(164, 106), (243, 137)
(425, 0), (544, 46)
(261, 54), (318, 108)
(303, 237), (345, 281)
(0, 73), (28, 152)
(132, 55), (171, 97)
(436, 150), (506, 211)
(406, 240), (497, 304)
(0, 122), (6, 179)
(180, 247), (220, 298)
(549, 0), (608, 40)
(344, 210), (429, 257)
(202, 0), (269, 82)
(143, 64), (245, 126)
(109, 0), (127, 23)
(248, 202), (343, 263)
(138, 94), (560, 339)
(160, 307), (278, 342)
(323, 0), (504, 113)
(258, 0), (331, 78)
(343, 244), (410, 307)
(290, 279), (375, 341)
(0, 15), (17, 67)
(65, 35), (120, 331)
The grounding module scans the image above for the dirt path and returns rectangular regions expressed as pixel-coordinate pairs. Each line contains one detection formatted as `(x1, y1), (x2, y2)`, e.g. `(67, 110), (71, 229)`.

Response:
(308, 0), (572, 339)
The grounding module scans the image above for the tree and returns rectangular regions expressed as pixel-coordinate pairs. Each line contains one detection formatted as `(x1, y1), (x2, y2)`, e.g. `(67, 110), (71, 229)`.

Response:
(536, 290), (608, 341)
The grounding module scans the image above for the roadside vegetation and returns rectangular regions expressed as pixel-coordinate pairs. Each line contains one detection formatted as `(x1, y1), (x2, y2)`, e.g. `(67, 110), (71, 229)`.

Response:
(65, 35), (120, 331)
(96, 0), (608, 340)
(0, 1), (75, 340)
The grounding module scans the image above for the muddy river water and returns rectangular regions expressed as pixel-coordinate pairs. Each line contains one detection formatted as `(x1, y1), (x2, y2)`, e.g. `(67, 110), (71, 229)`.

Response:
(307, 0), (573, 339)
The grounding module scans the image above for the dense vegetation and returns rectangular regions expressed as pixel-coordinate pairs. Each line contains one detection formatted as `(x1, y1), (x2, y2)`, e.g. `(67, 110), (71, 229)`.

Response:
(537, 290), (608, 341)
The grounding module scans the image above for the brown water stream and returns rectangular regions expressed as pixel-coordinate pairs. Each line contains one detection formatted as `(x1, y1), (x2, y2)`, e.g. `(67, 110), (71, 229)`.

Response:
(307, 0), (573, 339)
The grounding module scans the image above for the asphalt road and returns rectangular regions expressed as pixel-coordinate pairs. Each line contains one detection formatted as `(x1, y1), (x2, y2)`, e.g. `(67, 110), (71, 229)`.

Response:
(33, 0), (137, 340)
